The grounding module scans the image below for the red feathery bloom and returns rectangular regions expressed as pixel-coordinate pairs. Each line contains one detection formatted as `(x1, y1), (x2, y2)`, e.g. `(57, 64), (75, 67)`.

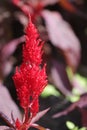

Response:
(13, 63), (47, 112)
(23, 20), (44, 65)
(13, 17), (47, 129)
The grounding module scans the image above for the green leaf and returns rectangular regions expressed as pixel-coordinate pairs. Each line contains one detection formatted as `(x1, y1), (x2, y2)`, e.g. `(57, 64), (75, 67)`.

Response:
(66, 121), (75, 130)
(41, 84), (60, 98)
(79, 127), (87, 130)
(67, 95), (80, 102)
(66, 66), (73, 81)
(75, 74), (87, 88)
(66, 121), (87, 130)
(74, 126), (79, 130)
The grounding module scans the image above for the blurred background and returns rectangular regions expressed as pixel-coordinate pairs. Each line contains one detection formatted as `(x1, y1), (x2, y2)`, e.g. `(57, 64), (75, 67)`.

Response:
(0, 0), (87, 130)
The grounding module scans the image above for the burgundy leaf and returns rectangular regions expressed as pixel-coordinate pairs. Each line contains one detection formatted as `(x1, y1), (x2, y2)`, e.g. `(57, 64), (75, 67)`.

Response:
(14, 12), (28, 26)
(0, 112), (15, 128)
(0, 36), (24, 78)
(13, 0), (58, 8)
(41, 10), (81, 72)
(0, 36), (24, 61)
(79, 108), (87, 127)
(0, 83), (22, 121)
(41, 0), (58, 6)
(30, 108), (50, 124)
(53, 94), (87, 118)
(51, 60), (72, 96)
(0, 126), (12, 130)
(12, 0), (58, 21)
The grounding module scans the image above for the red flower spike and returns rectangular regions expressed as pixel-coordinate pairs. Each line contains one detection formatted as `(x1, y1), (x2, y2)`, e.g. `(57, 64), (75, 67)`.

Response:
(23, 20), (44, 65)
(13, 17), (47, 130)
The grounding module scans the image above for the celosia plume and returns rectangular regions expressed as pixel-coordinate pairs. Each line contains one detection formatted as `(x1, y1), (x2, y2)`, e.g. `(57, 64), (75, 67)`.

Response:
(13, 18), (47, 130)
(23, 20), (44, 65)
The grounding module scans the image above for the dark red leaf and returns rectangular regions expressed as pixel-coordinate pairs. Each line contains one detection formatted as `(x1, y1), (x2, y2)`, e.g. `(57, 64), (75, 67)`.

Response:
(0, 36), (24, 61)
(53, 94), (87, 118)
(0, 126), (12, 130)
(51, 59), (72, 96)
(41, 10), (81, 72)
(0, 83), (22, 121)
(30, 108), (50, 124)
(79, 108), (87, 127)
(0, 36), (24, 78)
(41, 0), (58, 6)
